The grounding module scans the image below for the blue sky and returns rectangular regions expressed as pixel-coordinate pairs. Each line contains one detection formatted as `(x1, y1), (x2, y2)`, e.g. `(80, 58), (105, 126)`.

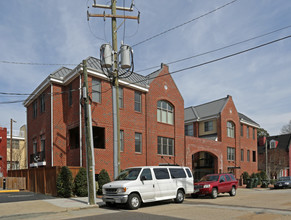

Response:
(0, 0), (290, 135)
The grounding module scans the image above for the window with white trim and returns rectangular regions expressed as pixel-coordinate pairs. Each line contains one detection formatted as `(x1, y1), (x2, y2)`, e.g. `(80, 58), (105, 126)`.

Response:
(227, 121), (235, 138)
(92, 78), (101, 103)
(157, 100), (174, 125)
(227, 147), (235, 161)
(158, 136), (174, 156)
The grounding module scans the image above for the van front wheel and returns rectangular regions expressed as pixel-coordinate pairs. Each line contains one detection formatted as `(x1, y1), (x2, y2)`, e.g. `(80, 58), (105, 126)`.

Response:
(174, 189), (184, 203)
(127, 193), (141, 210)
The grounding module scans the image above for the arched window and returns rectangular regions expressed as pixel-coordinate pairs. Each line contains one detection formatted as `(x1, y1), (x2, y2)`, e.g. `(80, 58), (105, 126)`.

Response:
(227, 121), (235, 138)
(157, 100), (174, 125)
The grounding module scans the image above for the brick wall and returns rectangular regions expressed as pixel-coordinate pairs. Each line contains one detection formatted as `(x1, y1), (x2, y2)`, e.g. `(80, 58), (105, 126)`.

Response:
(0, 127), (7, 177)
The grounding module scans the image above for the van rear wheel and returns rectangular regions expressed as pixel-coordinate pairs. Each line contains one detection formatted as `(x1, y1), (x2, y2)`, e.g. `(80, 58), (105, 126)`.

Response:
(174, 189), (185, 203)
(127, 193), (141, 210)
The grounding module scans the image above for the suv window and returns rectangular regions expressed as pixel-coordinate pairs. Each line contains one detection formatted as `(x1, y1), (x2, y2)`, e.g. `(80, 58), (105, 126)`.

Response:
(153, 168), (170, 180)
(225, 174), (231, 182)
(185, 168), (192, 178)
(169, 168), (186, 178)
(140, 168), (152, 180)
(229, 174), (236, 181)
(219, 175), (226, 182)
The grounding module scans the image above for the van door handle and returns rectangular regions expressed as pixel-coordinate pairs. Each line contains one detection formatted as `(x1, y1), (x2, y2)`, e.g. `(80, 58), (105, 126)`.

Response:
(153, 184), (155, 188)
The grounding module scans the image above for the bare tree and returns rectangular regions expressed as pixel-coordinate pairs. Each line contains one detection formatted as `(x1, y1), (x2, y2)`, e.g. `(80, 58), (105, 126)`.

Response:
(281, 120), (291, 134)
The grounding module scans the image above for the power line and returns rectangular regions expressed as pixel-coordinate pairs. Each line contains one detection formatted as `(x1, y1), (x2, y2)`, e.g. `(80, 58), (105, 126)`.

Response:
(132, 34), (291, 85)
(132, 0), (238, 48)
(1, 34), (290, 104)
(0, 60), (78, 66)
(136, 25), (291, 73)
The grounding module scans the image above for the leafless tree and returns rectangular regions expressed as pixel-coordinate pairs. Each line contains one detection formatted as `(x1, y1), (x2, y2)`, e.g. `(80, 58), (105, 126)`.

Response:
(281, 120), (291, 134)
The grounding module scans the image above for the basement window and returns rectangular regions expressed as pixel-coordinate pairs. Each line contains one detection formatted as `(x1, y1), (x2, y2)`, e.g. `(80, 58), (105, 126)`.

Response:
(93, 126), (105, 149)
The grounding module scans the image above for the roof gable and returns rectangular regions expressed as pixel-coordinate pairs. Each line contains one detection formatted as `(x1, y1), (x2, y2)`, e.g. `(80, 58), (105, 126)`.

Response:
(185, 96), (228, 122)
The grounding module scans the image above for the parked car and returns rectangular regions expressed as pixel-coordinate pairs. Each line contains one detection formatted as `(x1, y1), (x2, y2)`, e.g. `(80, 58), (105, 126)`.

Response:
(102, 166), (194, 209)
(274, 176), (291, 189)
(192, 173), (238, 199)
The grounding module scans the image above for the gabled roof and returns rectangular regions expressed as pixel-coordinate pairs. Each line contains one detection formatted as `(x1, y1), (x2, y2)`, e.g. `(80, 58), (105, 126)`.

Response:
(185, 96), (259, 128)
(267, 133), (291, 151)
(24, 56), (150, 107)
(50, 67), (72, 79)
(184, 96), (228, 122)
(238, 112), (260, 128)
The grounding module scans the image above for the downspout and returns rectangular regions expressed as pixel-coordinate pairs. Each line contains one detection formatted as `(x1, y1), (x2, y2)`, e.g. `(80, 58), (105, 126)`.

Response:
(26, 110), (28, 168)
(79, 74), (83, 167)
(51, 83), (54, 167)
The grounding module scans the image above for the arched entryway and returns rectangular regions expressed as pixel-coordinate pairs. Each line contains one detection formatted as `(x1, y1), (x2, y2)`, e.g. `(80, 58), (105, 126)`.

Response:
(192, 151), (218, 180)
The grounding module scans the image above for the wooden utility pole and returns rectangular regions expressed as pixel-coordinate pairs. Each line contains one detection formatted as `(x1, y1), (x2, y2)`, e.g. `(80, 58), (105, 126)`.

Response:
(83, 60), (96, 205)
(10, 119), (16, 172)
(88, 0), (139, 178)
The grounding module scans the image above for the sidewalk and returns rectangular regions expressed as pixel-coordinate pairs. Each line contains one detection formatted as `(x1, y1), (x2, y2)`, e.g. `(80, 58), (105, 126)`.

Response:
(0, 194), (105, 219)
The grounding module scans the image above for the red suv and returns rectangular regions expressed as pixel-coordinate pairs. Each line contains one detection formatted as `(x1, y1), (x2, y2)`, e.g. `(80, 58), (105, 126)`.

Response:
(192, 173), (238, 199)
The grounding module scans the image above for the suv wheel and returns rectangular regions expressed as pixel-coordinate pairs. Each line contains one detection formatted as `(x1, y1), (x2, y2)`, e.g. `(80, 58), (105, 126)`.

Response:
(127, 193), (141, 210)
(229, 186), (236, 196)
(175, 189), (185, 203)
(211, 188), (218, 199)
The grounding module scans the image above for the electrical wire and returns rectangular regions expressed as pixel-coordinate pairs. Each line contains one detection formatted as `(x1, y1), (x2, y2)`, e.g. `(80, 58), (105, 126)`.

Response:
(0, 60), (78, 66)
(132, 0), (238, 48)
(1, 34), (290, 104)
(135, 24), (291, 73)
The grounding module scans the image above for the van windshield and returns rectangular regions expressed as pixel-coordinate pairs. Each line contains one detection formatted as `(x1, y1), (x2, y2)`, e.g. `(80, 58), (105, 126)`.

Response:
(115, 168), (142, 181)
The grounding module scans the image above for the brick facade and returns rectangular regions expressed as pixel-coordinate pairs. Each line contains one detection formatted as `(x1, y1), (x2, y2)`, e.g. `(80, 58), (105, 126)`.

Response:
(25, 60), (185, 179)
(185, 96), (258, 179)
(0, 127), (7, 177)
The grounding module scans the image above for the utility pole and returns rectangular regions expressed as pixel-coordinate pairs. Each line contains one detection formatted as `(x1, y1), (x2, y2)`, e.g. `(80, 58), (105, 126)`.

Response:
(88, 0), (139, 178)
(265, 137), (269, 181)
(10, 119), (16, 172)
(83, 60), (96, 205)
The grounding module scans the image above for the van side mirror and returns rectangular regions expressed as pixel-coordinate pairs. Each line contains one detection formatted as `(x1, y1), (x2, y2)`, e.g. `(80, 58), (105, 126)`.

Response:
(140, 176), (147, 181)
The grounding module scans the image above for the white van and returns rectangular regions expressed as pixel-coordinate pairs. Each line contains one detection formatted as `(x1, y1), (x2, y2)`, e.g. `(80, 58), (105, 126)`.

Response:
(102, 166), (194, 209)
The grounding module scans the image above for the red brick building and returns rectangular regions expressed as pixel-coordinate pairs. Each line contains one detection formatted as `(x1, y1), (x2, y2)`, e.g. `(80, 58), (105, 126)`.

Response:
(184, 96), (259, 179)
(24, 57), (185, 179)
(0, 127), (7, 177)
(258, 134), (291, 178)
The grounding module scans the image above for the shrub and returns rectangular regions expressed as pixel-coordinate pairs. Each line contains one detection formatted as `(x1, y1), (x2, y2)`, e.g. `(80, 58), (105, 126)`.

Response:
(255, 173), (262, 186)
(259, 170), (268, 180)
(97, 169), (111, 195)
(56, 166), (73, 198)
(74, 167), (88, 197)
(242, 172), (249, 184)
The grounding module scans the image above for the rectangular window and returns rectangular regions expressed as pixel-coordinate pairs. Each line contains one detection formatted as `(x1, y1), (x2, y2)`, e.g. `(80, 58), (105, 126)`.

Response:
(227, 122), (235, 138)
(119, 87), (124, 108)
(134, 91), (141, 112)
(247, 126), (249, 138)
(40, 93), (45, 113)
(93, 126), (105, 149)
(135, 132), (142, 153)
(69, 127), (80, 149)
(240, 124), (243, 137)
(252, 151), (256, 162)
(247, 150), (250, 162)
(253, 128), (255, 140)
(33, 139), (37, 154)
(68, 83), (73, 106)
(92, 78), (101, 103)
(157, 137), (174, 156)
(204, 121), (213, 132)
(33, 100), (37, 118)
(40, 135), (45, 161)
(7, 140), (20, 149)
(227, 147), (235, 161)
(241, 149), (244, 161)
(120, 130), (124, 152)
(185, 124), (194, 136)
